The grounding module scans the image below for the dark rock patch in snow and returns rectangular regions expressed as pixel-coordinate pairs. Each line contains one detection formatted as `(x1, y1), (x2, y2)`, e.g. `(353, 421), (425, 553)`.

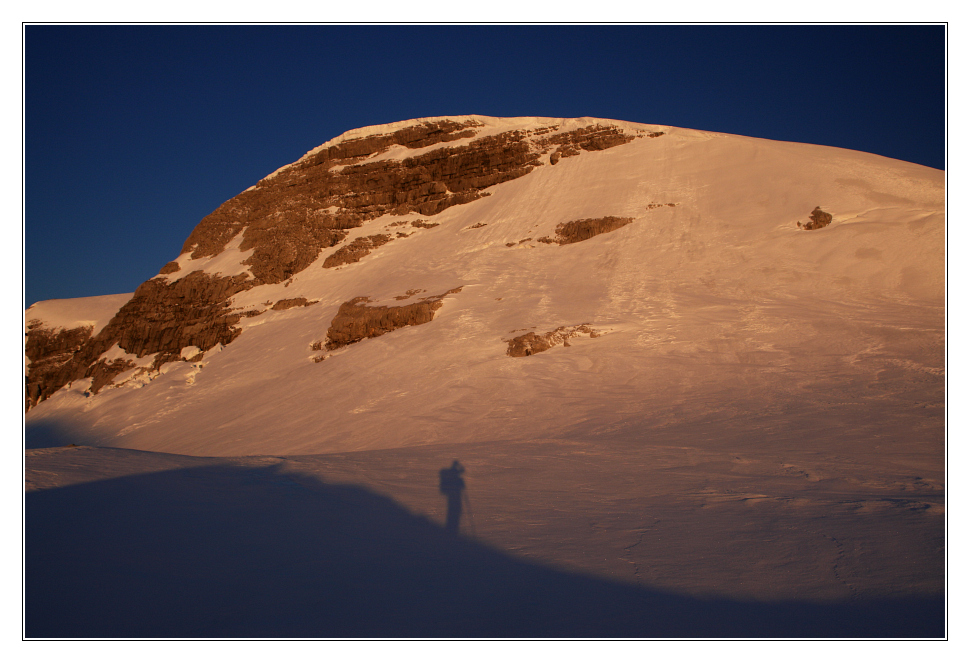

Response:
(326, 120), (482, 160)
(322, 234), (394, 268)
(538, 124), (636, 160)
(271, 297), (318, 311)
(506, 324), (602, 357)
(325, 288), (462, 350)
(394, 289), (426, 300)
(799, 206), (833, 230)
(541, 216), (635, 245)
(87, 357), (137, 394)
(411, 220), (440, 229)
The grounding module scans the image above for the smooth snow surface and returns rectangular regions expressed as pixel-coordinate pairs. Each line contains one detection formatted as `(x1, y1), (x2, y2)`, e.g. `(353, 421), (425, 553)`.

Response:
(24, 116), (944, 637)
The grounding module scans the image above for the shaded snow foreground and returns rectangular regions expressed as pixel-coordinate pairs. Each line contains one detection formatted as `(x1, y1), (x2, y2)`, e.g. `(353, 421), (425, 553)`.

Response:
(26, 456), (942, 638)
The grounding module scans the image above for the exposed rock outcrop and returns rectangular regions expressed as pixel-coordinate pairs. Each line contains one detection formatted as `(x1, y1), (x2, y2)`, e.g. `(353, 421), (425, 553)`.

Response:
(394, 289), (426, 300)
(537, 124), (637, 156)
(178, 121), (509, 284)
(799, 207), (833, 230)
(179, 120), (483, 272)
(325, 288), (462, 351)
(506, 324), (602, 357)
(105, 271), (252, 358)
(88, 357), (137, 394)
(159, 261), (181, 274)
(271, 297), (318, 311)
(179, 120), (641, 286)
(323, 234), (394, 268)
(24, 323), (93, 368)
(24, 323), (93, 411)
(26, 271), (253, 408)
(539, 216), (635, 245)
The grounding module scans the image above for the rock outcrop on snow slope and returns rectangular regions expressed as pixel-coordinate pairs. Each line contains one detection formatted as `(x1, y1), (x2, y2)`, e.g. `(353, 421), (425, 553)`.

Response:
(24, 323), (93, 410)
(322, 234), (394, 268)
(538, 216), (635, 245)
(24, 117), (651, 411)
(506, 325), (603, 357)
(24, 293), (132, 411)
(324, 288), (463, 350)
(799, 206), (834, 230)
(25, 271), (252, 407)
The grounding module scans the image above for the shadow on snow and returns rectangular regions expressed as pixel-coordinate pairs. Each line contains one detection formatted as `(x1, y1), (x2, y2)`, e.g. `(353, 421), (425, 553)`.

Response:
(25, 453), (943, 638)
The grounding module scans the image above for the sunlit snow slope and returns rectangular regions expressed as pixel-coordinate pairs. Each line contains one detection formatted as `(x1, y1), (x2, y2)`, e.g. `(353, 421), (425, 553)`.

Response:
(25, 116), (945, 456)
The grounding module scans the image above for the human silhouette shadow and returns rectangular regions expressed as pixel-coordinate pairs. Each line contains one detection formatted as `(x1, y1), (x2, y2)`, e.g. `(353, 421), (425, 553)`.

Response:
(25, 456), (943, 638)
(439, 460), (466, 533)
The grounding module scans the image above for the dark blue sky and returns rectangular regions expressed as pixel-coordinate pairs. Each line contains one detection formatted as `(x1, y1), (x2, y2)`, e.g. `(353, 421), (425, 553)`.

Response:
(24, 25), (946, 307)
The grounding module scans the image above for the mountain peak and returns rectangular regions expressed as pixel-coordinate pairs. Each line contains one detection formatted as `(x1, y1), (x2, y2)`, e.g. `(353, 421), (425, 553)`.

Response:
(25, 117), (943, 459)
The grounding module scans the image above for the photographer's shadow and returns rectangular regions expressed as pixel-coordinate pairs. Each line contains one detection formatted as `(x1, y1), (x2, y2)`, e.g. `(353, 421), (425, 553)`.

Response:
(439, 460), (467, 534)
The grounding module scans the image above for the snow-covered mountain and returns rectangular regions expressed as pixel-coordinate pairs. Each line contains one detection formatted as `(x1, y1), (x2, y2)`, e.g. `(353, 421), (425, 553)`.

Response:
(24, 115), (945, 457)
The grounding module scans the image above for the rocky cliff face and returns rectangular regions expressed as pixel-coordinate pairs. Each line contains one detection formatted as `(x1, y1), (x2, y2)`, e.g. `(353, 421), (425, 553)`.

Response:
(24, 117), (647, 410)
(175, 119), (639, 285)
(25, 271), (253, 408)
(24, 323), (93, 410)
